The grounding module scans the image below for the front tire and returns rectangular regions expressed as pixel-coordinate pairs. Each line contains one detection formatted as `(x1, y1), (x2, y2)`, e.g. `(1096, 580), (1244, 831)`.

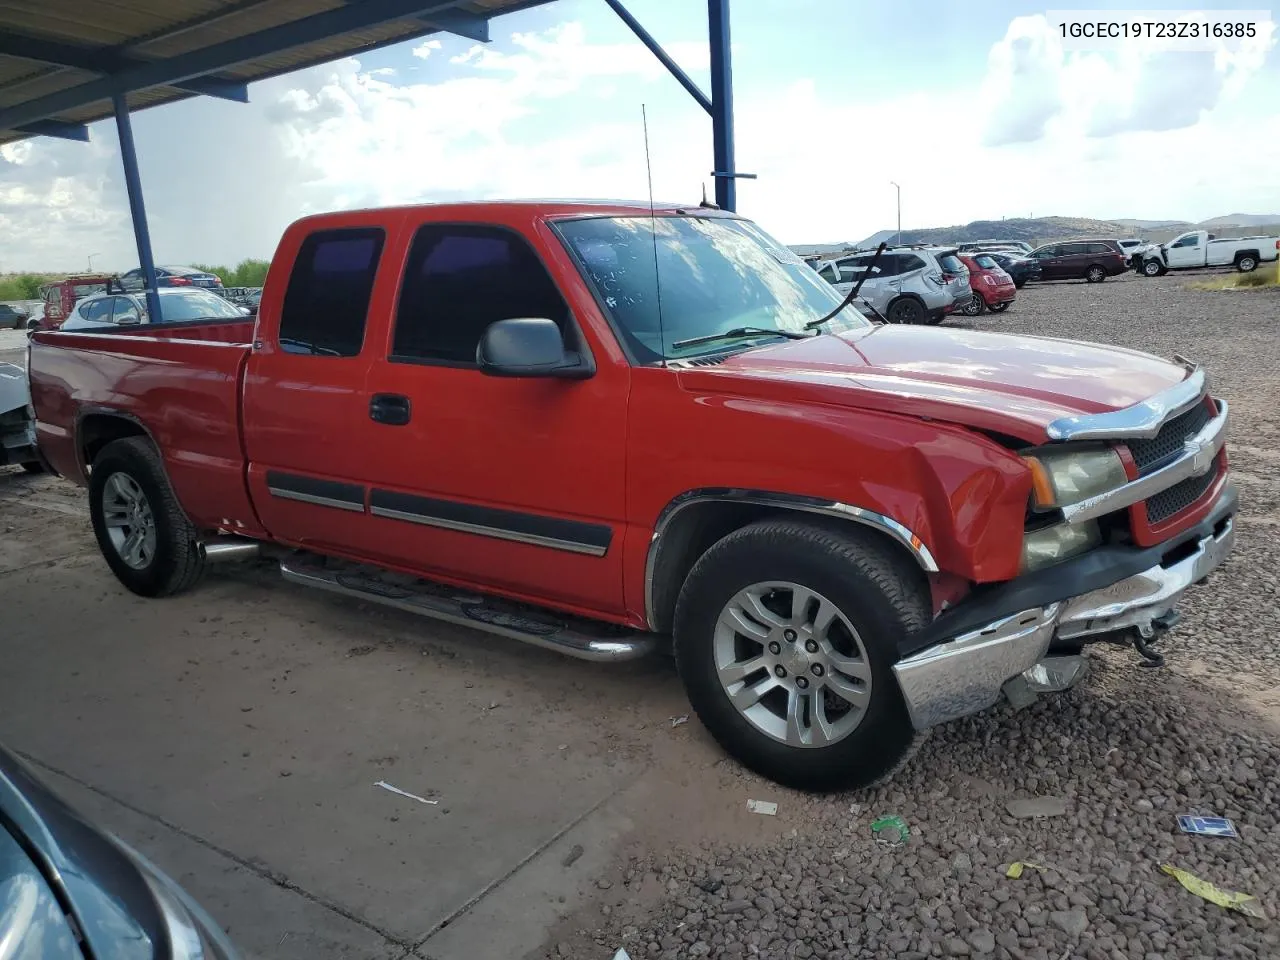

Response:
(1141, 259), (1164, 278)
(673, 519), (928, 792)
(1085, 265), (1107, 283)
(1237, 255), (1258, 273)
(89, 437), (206, 597)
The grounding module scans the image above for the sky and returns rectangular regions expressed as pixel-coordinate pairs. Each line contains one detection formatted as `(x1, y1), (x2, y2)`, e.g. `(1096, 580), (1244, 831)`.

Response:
(1, 0), (1277, 271)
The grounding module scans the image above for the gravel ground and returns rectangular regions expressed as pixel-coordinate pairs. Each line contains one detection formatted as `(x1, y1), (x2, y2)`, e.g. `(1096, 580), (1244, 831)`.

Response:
(542, 272), (1280, 960)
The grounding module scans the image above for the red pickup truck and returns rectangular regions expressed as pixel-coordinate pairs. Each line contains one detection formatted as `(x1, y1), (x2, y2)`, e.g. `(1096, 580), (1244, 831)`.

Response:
(28, 201), (1236, 791)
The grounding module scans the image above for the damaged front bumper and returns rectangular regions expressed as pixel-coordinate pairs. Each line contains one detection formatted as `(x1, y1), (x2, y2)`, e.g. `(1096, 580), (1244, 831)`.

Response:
(892, 485), (1237, 730)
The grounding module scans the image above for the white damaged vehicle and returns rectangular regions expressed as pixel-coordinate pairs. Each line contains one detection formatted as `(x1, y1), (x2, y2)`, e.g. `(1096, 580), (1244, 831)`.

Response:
(1138, 230), (1279, 277)
(1, 363), (42, 473)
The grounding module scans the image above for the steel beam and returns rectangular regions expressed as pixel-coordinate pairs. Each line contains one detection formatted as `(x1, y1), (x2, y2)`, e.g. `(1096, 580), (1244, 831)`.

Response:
(0, 33), (249, 102)
(601, 0), (711, 114)
(14, 120), (89, 141)
(0, 0), (474, 131)
(707, 0), (736, 211)
(418, 9), (490, 42)
(112, 94), (162, 323)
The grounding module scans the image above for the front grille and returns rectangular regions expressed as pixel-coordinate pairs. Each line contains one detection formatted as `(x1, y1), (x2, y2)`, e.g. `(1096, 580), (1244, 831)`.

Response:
(1127, 401), (1212, 474)
(1145, 465), (1218, 524)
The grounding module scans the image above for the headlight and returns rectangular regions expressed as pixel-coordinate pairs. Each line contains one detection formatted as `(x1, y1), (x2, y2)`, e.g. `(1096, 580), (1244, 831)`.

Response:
(1021, 521), (1101, 572)
(1022, 447), (1128, 510)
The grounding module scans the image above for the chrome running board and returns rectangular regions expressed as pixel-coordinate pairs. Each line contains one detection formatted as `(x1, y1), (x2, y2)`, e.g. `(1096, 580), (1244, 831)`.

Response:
(278, 559), (657, 663)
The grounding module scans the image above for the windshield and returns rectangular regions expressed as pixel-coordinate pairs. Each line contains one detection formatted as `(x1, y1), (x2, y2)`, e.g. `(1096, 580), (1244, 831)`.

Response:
(155, 291), (245, 322)
(557, 215), (869, 362)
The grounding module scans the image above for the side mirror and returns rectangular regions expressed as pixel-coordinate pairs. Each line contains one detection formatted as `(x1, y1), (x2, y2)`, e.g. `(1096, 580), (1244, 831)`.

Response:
(476, 318), (592, 379)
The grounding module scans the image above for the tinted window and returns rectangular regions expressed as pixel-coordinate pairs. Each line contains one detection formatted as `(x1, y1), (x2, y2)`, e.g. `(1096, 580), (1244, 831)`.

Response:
(837, 256), (884, 284)
(897, 254), (925, 272)
(1086, 242), (1112, 254)
(280, 228), (384, 356)
(1033, 246), (1058, 258)
(392, 225), (571, 365)
(974, 255), (1000, 269)
(111, 297), (141, 324)
(936, 253), (965, 274)
(81, 299), (112, 323)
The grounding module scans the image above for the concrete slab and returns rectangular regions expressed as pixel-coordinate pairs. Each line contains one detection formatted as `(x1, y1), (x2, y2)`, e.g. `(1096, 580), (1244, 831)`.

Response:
(0, 489), (656, 943)
(23, 760), (406, 960)
(418, 799), (634, 960)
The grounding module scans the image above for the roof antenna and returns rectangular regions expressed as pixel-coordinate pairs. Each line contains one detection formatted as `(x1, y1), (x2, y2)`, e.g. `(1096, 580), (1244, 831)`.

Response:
(642, 104), (666, 367)
(699, 183), (719, 210)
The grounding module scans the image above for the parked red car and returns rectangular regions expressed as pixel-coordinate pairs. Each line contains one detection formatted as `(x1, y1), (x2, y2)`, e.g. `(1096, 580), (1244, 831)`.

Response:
(28, 201), (1236, 792)
(37, 274), (116, 330)
(958, 254), (1016, 315)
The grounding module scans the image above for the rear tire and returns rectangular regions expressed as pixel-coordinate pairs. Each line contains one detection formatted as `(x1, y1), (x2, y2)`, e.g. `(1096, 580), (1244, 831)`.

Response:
(886, 298), (924, 325)
(20, 461), (43, 474)
(88, 437), (206, 597)
(960, 294), (984, 317)
(673, 518), (928, 792)
(1237, 255), (1258, 273)
(1085, 265), (1107, 283)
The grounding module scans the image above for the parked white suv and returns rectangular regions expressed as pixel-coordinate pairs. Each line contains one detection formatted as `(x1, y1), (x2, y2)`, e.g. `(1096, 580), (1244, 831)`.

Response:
(815, 246), (971, 324)
(61, 288), (249, 331)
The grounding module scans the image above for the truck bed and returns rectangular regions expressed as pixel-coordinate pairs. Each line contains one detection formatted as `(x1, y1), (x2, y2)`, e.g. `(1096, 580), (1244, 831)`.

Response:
(28, 318), (261, 534)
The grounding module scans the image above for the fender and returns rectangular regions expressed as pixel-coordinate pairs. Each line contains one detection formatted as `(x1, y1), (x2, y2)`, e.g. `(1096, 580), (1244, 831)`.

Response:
(643, 487), (939, 631)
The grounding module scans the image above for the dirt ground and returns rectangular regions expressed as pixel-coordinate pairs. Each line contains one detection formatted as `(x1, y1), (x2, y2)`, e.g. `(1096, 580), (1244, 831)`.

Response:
(2, 272), (1278, 960)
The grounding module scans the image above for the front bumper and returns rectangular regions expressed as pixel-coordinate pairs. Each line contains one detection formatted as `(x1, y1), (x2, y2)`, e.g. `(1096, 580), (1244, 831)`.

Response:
(892, 486), (1236, 730)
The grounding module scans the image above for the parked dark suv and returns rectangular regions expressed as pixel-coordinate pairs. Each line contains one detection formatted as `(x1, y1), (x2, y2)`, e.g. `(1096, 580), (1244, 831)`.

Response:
(1027, 240), (1129, 283)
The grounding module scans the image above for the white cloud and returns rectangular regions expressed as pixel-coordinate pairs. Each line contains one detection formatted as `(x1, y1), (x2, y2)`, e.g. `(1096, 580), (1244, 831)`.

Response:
(411, 39), (441, 60)
(0, 15), (1277, 271)
(981, 14), (1277, 146)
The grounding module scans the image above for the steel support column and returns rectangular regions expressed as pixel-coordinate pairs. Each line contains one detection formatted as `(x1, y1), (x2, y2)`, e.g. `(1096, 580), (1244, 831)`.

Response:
(707, 0), (736, 211)
(112, 93), (161, 322)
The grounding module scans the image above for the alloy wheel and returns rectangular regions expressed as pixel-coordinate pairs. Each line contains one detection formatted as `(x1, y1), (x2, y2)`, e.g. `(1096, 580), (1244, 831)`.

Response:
(101, 472), (157, 570)
(713, 581), (873, 748)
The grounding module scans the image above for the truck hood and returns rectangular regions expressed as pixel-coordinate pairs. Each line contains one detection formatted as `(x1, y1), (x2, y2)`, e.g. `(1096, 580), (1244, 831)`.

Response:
(676, 325), (1190, 443)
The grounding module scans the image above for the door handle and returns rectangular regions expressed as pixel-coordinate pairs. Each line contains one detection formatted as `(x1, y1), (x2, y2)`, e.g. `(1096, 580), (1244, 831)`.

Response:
(370, 393), (411, 426)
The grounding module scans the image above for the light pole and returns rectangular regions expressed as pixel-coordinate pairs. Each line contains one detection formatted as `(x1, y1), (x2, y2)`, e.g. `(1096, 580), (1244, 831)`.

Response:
(87, 253), (101, 272)
(890, 182), (901, 246)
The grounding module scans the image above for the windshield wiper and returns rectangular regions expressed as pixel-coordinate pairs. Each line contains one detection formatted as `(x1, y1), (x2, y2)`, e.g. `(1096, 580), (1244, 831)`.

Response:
(671, 326), (812, 351)
(804, 240), (888, 330)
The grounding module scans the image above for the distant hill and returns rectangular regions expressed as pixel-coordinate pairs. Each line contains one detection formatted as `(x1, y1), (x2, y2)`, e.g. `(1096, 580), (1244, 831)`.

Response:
(791, 213), (1279, 257)
(1198, 213), (1280, 228)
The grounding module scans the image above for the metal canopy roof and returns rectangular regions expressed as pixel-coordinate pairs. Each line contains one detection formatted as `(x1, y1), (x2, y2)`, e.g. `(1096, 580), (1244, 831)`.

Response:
(0, 0), (555, 146)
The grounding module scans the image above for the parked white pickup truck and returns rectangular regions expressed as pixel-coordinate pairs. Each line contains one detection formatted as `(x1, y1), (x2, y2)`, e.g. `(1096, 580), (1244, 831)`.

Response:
(1137, 230), (1279, 276)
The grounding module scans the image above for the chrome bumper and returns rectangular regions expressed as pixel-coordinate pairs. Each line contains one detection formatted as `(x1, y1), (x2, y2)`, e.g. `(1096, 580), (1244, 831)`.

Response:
(893, 516), (1235, 730)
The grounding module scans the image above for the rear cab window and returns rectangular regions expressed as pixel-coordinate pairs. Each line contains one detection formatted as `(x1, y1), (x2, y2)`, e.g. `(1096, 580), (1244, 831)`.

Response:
(279, 227), (385, 356)
(973, 255), (1000, 270)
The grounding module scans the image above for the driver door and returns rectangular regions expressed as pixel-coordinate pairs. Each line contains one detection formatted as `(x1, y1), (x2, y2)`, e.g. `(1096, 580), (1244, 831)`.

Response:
(354, 219), (631, 617)
(1166, 235), (1202, 268)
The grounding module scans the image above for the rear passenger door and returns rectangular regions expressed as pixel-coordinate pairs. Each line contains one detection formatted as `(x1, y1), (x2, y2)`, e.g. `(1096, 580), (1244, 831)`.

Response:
(242, 225), (389, 553)
(355, 220), (630, 617)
